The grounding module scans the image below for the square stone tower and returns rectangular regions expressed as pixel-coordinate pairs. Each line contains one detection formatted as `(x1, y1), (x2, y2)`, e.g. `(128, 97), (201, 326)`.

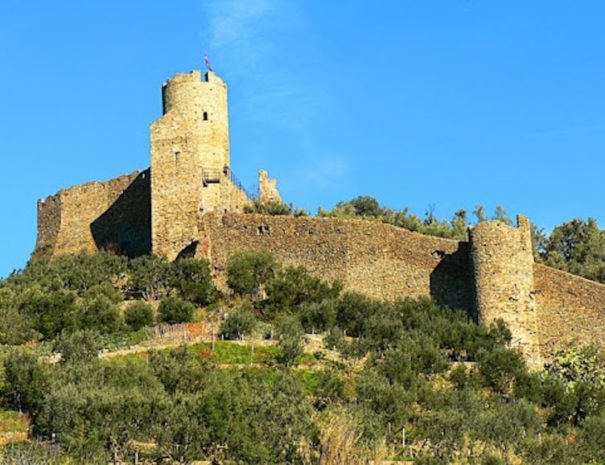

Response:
(150, 70), (250, 259)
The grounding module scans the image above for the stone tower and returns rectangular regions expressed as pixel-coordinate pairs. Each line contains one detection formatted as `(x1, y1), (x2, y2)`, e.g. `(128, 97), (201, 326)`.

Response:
(470, 215), (541, 366)
(150, 70), (250, 259)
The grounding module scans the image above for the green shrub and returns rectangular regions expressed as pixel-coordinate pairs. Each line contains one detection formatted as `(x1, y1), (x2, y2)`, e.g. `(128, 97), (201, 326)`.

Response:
(244, 200), (305, 216)
(334, 292), (376, 337)
(158, 296), (195, 324)
(17, 252), (127, 294)
(577, 412), (605, 463)
(172, 258), (218, 305)
(299, 299), (337, 333)
(124, 301), (154, 331)
(78, 286), (123, 334)
(54, 329), (102, 363)
(2, 349), (50, 416)
(264, 266), (341, 317)
(0, 306), (35, 345)
(276, 315), (305, 367)
(127, 255), (173, 300)
(220, 304), (258, 340)
(20, 288), (78, 339)
(227, 251), (277, 295)
(478, 347), (527, 396)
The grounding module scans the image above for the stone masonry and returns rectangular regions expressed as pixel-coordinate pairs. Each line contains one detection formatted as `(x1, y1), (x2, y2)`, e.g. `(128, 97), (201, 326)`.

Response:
(34, 67), (605, 364)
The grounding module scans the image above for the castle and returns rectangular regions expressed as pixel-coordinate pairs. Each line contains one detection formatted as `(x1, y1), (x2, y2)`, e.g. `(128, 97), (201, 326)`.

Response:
(34, 68), (605, 366)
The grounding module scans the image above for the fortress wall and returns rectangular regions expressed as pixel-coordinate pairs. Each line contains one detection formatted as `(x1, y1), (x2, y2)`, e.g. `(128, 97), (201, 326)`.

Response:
(534, 263), (605, 357)
(200, 213), (474, 309)
(34, 171), (151, 258)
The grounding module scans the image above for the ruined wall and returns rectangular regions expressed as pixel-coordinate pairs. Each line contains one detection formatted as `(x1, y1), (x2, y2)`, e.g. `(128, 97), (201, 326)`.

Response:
(199, 213), (474, 310)
(534, 264), (605, 357)
(470, 216), (541, 364)
(34, 170), (151, 258)
(258, 170), (282, 203)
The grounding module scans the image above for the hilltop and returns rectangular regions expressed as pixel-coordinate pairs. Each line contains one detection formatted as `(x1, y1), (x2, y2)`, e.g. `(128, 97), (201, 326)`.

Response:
(0, 249), (604, 464)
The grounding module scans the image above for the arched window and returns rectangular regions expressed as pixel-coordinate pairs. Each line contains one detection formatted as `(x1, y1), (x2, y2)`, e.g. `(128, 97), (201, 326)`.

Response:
(203, 112), (209, 121)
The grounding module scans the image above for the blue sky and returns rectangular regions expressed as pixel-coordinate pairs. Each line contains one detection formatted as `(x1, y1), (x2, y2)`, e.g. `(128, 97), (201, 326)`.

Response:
(1, 1), (605, 276)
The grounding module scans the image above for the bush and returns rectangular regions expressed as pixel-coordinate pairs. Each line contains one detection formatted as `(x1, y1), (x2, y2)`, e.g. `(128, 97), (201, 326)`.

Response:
(158, 296), (195, 324)
(2, 349), (49, 416)
(78, 286), (123, 334)
(128, 255), (173, 300)
(478, 347), (527, 396)
(17, 252), (127, 295)
(124, 301), (154, 331)
(244, 200), (305, 216)
(300, 299), (337, 333)
(172, 258), (218, 305)
(20, 288), (78, 339)
(54, 329), (102, 363)
(220, 304), (258, 340)
(264, 266), (341, 317)
(227, 251), (277, 295)
(0, 306), (35, 345)
(276, 315), (305, 366)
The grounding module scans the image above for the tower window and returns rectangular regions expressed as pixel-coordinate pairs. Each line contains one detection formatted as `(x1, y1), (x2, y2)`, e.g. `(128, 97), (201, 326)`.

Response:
(203, 112), (209, 121)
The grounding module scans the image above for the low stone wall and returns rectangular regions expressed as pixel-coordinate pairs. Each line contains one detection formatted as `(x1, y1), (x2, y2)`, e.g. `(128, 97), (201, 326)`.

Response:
(35, 170), (151, 258)
(200, 213), (475, 311)
(534, 263), (605, 357)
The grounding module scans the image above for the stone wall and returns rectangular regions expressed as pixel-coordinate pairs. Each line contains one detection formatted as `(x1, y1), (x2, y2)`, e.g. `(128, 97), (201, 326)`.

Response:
(199, 213), (474, 310)
(469, 216), (541, 365)
(34, 170), (151, 258)
(534, 263), (605, 357)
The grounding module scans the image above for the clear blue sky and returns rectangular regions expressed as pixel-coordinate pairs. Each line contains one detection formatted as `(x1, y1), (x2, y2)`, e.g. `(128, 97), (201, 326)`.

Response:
(1, 1), (605, 277)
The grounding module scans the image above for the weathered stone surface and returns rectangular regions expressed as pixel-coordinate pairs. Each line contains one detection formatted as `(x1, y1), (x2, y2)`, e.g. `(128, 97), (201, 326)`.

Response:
(534, 264), (605, 356)
(35, 170), (150, 258)
(258, 170), (282, 203)
(199, 213), (474, 310)
(469, 215), (542, 366)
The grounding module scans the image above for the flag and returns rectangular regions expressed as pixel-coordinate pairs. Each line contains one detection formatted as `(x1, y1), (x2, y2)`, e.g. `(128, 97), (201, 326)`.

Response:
(204, 54), (214, 72)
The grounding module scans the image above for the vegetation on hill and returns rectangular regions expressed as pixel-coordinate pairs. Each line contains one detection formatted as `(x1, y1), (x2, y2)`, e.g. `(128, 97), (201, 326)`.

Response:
(0, 252), (604, 463)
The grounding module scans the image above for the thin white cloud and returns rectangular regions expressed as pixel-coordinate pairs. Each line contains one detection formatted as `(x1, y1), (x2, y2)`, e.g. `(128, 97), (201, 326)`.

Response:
(202, 0), (343, 192)
(203, 0), (313, 128)
(206, 0), (298, 72)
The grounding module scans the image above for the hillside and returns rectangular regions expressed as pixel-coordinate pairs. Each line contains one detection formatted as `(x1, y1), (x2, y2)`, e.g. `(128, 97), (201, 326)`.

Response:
(0, 252), (604, 464)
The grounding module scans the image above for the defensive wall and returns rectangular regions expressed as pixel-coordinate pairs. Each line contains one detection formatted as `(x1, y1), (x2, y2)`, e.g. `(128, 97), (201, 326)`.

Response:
(200, 212), (475, 311)
(534, 264), (605, 356)
(199, 212), (605, 362)
(34, 170), (151, 258)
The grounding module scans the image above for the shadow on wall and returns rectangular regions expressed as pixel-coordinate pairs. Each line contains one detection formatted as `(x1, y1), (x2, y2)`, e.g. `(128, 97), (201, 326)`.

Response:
(429, 242), (476, 319)
(90, 170), (152, 257)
